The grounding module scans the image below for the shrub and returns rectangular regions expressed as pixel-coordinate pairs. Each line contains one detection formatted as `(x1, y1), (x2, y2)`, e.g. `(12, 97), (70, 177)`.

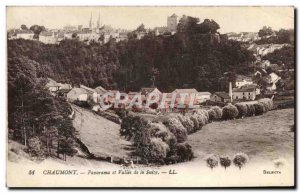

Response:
(195, 113), (206, 129)
(195, 109), (209, 124)
(211, 106), (223, 119)
(205, 154), (219, 170)
(189, 114), (200, 132)
(176, 114), (194, 134)
(147, 138), (170, 163)
(246, 104), (255, 116)
(220, 156), (231, 170)
(163, 117), (188, 143)
(222, 104), (238, 120)
(176, 142), (194, 162)
(235, 103), (248, 118)
(258, 98), (273, 111)
(254, 103), (265, 115)
(149, 122), (177, 153)
(208, 109), (217, 122)
(120, 113), (151, 141)
(233, 153), (249, 170)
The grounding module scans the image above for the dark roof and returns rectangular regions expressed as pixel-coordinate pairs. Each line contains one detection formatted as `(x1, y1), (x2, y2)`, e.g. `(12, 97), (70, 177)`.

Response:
(213, 92), (230, 99)
(233, 87), (256, 92)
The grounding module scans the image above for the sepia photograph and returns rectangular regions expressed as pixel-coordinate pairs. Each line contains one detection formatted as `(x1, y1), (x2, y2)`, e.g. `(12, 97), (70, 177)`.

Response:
(6, 6), (295, 188)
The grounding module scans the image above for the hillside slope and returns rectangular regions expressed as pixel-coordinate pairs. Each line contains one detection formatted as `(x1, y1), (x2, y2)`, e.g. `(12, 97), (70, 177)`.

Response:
(187, 108), (294, 163)
(71, 104), (133, 158)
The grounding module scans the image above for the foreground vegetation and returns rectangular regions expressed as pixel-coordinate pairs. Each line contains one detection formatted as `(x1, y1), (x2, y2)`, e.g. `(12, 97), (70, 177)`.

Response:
(121, 98), (274, 164)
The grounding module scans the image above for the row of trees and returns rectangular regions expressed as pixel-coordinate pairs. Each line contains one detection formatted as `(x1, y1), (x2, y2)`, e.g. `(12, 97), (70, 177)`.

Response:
(120, 98), (273, 164)
(257, 26), (294, 45)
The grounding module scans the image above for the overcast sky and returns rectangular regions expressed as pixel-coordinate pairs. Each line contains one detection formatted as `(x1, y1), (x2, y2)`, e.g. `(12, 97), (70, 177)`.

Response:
(7, 6), (294, 33)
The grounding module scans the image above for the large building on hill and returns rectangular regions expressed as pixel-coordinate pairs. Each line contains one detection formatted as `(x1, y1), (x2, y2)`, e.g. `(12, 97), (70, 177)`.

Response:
(167, 14), (178, 32)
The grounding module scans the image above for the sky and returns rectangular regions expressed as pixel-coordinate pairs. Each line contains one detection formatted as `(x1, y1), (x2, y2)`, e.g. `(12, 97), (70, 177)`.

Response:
(6, 6), (294, 33)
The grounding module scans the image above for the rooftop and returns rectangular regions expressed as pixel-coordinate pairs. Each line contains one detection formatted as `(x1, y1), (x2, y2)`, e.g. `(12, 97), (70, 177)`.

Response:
(213, 92), (230, 99)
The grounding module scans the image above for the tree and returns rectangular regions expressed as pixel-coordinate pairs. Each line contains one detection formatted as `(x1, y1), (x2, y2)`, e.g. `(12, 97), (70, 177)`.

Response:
(198, 19), (220, 34)
(136, 24), (146, 32)
(233, 153), (249, 170)
(205, 154), (219, 170)
(29, 25), (46, 38)
(21, 24), (28, 30)
(150, 67), (159, 87)
(220, 156), (231, 170)
(72, 32), (78, 39)
(258, 26), (273, 38)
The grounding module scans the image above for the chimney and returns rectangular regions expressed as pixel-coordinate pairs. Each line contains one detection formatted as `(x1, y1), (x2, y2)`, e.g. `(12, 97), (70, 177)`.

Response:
(229, 81), (233, 102)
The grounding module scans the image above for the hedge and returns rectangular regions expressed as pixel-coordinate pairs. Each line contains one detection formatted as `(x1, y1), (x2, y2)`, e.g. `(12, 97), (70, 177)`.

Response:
(163, 117), (188, 143)
(222, 104), (239, 120)
(211, 106), (223, 120)
(235, 103), (248, 118)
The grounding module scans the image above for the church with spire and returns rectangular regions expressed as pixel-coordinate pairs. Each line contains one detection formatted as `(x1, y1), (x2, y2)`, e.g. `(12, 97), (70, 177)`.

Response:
(89, 11), (102, 31)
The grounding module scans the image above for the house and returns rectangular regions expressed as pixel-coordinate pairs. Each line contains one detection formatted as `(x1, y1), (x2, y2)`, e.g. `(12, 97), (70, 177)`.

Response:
(16, 30), (34, 40)
(254, 68), (268, 78)
(235, 75), (253, 88)
(210, 92), (231, 103)
(45, 78), (72, 95)
(67, 88), (89, 102)
(240, 84), (261, 95)
(93, 86), (107, 103)
(39, 31), (57, 44)
(80, 85), (97, 102)
(45, 79), (61, 93)
(196, 92), (212, 103)
(268, 72), (281, 90)
(232, 87), (257, 101)
(172, 89), (210, 104)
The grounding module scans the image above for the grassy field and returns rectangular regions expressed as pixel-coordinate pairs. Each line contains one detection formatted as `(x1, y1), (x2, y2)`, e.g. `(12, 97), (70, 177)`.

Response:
(71, 104), (133, 159)
(187, 108), (295, 164)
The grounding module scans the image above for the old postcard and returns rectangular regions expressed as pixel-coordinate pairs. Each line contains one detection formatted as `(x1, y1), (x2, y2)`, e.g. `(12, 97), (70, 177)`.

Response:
(6, 6), (295, 187)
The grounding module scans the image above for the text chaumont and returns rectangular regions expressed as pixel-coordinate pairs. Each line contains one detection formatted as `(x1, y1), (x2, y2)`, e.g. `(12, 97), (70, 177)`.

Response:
(43, 170), (78, 175)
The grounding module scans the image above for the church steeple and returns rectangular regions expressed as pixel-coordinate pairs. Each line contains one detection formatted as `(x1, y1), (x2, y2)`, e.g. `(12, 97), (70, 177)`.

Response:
(89, 12), (93, 29)
(97, 11), (100, 29)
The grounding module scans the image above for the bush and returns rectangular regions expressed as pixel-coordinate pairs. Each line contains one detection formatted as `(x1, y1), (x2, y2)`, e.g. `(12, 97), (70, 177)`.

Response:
(254, 103), (265, 115)
(195, 113), (206, 129)
(235, 103), (248, 118)
(147, 138), (170, 163)
(211, 106), (223, 119)
(220, 156), (231, 170)
(233, 153), (249, 170)
(258, 98), (273, 111)
(149, 122), (177, 154)
(205, 154), (219, 170)
(195, 109), (209, 124)
(176, 114), (194, 134)
(246, 104), (255, 116)
(176, 142), (194, 162)
(189, 114), (200, 132)
(222, 104), (238, 120)
(120, 113), (151, 142)
(163, 117), (188, 143)
(208, 109), (217, 122)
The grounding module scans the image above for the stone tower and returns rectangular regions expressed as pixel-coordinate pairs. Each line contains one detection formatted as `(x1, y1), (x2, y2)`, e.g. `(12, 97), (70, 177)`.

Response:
(167, 13), (178, 32)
